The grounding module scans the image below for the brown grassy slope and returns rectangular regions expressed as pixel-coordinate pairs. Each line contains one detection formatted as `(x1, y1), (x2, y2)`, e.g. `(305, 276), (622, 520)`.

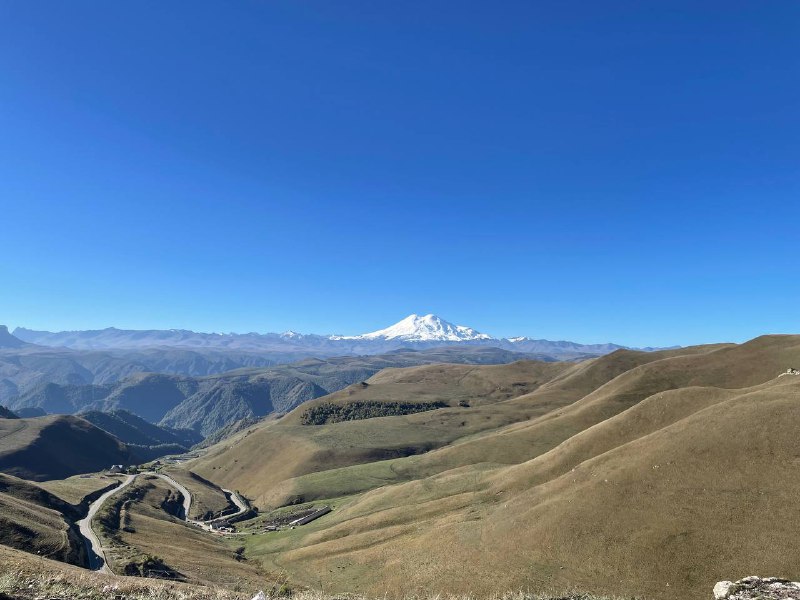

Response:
(191, 347), (718, 508)
(242, 341), (800, 600)
(0, 543), (251, 600)
(37, 473), (121, 506)
(101, 475), (267, 590)
(0, 415), (131, 481)
(308, 360), (573, 412)
(189, 360), (572, 506)
(337, 336), (783, 484)
(0, 545), (629, 600)
(0, 473), (86, 566)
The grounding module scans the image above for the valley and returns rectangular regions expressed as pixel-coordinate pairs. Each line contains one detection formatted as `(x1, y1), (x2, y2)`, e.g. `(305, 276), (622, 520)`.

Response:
(3, 325), (570, 437)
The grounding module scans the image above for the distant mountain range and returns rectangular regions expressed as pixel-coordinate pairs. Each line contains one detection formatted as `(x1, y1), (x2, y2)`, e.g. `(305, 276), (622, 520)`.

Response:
(7, 346), (556, 436)
(13, 314), (633, 355)
(0, 316), (670, 434)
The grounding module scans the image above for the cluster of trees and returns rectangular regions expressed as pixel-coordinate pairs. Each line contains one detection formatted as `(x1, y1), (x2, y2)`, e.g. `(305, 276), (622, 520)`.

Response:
(300, 400), (448, 425)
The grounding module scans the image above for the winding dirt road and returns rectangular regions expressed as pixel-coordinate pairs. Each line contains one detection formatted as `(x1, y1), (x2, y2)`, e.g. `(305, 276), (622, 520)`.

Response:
(222, 488), (249, 520)
(155, 471), (250, 527)
(76, 470), (251, 574)
(152, 472), (193, 520)
(76, 475), (135, 573)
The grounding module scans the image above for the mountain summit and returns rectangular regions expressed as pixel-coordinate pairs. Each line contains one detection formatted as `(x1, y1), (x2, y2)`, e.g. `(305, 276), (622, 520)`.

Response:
(340, 314), (493, 342)
(13, 320), (631, 359)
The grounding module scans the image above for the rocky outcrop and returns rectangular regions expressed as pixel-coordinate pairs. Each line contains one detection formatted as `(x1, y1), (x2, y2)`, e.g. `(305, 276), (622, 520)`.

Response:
(714, 576), (800, 599)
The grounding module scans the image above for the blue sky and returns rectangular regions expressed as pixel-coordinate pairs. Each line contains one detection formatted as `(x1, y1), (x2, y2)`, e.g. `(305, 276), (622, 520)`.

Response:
(0, 1), (797, 347)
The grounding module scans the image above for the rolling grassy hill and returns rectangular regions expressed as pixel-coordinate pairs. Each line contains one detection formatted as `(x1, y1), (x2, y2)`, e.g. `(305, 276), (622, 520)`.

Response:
(0, 415), (132, 481)
(0, 472), (86, 565)
(184, 335), (800, 600)
(190, 348), (709, 507)
(191, 359), (571, 506)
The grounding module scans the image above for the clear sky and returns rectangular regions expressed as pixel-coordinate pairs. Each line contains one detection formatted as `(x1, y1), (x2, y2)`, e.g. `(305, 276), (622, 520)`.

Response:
(0, 1), (797, 347)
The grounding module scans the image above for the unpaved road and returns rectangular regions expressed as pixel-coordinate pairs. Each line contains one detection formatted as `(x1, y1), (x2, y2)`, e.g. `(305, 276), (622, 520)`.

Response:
(76, 473), (191, 573)
(156, 471), (249, 527)
(222, 488), (249, 520)
(76, 475), (135, 573)
(75, 471), (251, 574)
(152, 472), (193, 520)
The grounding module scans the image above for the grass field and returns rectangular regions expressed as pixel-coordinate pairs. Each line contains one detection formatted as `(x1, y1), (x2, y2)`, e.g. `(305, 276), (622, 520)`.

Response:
(187, 336), (800, 600)
(191, 360), (575, 507)
(38, 473), (122, 506)
(0, 473), (85, 565)
(0, 543), (631, 600)
(0, 543), (251, 600)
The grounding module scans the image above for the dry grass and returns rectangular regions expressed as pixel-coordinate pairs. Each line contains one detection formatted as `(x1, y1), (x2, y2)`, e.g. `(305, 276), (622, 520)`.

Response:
(191, 360), (574, 507)
(38, 473), (121, 506)
(0, 544), (249, 599)
(0, 542), (629, 600)
(191, 346), (704, 509)
(0, 473), (84, 565)
(191, 336), (800, 600)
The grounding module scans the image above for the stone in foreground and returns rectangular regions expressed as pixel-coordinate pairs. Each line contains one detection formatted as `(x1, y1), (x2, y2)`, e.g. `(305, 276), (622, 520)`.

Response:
(713, 576), (800, 599)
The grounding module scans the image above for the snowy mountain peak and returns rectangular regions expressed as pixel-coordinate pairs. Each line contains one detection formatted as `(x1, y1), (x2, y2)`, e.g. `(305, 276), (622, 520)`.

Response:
(338, 314), (494, 342)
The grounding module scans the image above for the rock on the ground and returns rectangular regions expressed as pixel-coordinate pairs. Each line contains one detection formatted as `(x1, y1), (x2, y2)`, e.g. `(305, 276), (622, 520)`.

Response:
(714, 581), (734, 599)
(713, 576), (800, 599)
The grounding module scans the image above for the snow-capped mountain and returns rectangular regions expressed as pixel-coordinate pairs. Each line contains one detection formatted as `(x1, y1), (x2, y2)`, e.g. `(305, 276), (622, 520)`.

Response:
(334, 314), (493, 342)
(14, 315), (636, 358)
(280, 330), (304, 339)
